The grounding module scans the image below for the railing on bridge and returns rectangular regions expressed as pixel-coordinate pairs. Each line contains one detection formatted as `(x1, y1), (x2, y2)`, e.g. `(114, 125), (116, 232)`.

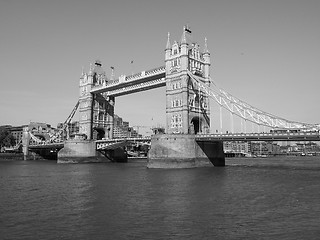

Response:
(125, 66), (166, 82)
(195, 131), (320, 142)
(96, 137), (151, 150)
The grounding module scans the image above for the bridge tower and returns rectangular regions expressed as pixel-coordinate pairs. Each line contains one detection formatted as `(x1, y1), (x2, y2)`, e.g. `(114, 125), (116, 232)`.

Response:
(165, 26), (211, 135)
(148, 26), (224, 168)
(79, 60), (114, 140)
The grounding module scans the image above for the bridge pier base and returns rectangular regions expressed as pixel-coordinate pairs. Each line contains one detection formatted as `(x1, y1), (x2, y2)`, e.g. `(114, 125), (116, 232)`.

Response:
(147, 134), (225, 168)
(57, 139), (109, 163)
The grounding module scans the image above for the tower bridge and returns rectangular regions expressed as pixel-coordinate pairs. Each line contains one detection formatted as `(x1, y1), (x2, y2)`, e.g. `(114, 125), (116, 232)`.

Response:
(23, 26), (320, 167)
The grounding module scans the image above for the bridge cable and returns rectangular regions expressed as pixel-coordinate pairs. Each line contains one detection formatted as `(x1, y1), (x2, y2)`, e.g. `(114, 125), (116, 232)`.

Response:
(187, 70), (319, 131)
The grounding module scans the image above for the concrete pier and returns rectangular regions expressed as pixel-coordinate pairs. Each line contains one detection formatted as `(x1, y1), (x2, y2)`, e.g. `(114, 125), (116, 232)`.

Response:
(57, 140), (108, 163)
(147, 134), (225, 168)
(57, 139), (128, 163)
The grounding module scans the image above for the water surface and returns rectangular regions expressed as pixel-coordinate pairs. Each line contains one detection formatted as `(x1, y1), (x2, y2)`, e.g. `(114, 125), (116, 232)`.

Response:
(1, 157), (320, 239)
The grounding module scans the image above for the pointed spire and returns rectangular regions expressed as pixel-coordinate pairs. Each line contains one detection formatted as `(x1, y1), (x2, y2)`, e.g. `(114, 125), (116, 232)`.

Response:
(166, 32), (171, 50)
(81, 66), (84, 76)
(110, 66), (114, 80)
(89, 63), (93, 75)
(180, 26), (187, 44)
(203, 37), (210, 54)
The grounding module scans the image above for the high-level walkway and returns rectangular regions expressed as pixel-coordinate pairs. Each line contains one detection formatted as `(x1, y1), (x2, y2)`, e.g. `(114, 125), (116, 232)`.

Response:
(91, 66), (165, 96)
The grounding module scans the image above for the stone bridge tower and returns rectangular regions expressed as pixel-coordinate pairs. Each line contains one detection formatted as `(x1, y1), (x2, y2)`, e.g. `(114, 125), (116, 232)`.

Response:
(165, 26), (211, 135)
(79, 60), (114, 140)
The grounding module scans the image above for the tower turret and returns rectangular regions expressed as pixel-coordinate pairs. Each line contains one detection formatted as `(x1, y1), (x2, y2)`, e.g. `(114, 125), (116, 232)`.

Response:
(166, 32), (171, 50)
(180, 26), (190, 71)
(165, 32), (172, 75)
(203, 37), (211, 79)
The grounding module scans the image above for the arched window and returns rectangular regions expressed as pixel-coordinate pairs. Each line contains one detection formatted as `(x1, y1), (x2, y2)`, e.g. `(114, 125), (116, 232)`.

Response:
(171, 116), (175, 128)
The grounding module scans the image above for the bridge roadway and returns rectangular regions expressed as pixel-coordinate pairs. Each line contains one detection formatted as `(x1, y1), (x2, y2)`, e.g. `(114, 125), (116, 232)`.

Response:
(195, 131), (320, 142)
(29, 131), (320, 151)
(91, 66), (165, 96)
(96, 137), (151, 150)
(29, 142), (64, 149)
(95, 131), (320, 150)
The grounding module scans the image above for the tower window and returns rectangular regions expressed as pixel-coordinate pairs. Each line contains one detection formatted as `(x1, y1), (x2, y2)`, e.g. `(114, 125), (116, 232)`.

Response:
(173, 59), (177, 67)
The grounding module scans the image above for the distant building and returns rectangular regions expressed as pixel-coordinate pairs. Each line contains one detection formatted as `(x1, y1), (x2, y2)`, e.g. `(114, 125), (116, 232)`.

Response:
(113, 115), (142, 138)
(0, 122), (57, 147)
(0, 125), (26, 146)
(57, 121), (79, 137)
(293, 142), (320, 154)
(251, 142), (281, 155)
(223, 141), (251, 154)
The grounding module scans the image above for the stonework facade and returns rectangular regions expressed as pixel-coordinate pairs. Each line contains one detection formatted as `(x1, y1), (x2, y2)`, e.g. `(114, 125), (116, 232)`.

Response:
(79, 61), (114, 139)
(165, 26), (211, 134)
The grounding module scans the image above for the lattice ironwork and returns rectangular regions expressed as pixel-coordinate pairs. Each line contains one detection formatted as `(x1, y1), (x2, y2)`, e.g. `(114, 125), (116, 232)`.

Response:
(187, 71), (319, 131)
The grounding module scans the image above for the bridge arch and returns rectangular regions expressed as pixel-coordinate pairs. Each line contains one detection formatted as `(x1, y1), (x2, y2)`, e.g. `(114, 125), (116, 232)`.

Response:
(33, 134), (46, 141)
(191, 116), (202, 134)
(93, 127), (105, 140)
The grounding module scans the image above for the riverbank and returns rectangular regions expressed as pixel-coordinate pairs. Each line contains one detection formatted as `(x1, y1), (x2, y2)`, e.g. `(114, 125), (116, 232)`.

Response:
(0, 152), (52, 161)
(0, 153), (23, 160)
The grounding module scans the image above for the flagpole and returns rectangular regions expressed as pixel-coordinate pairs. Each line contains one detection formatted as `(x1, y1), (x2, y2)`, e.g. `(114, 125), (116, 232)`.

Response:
(110, 66), (114, 80)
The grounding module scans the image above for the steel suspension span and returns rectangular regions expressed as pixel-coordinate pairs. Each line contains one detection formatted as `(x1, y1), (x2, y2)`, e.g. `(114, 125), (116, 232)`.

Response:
(26, 101), (80, 148)
(187, 70), (320, 131)
(64, 101), (79, 126)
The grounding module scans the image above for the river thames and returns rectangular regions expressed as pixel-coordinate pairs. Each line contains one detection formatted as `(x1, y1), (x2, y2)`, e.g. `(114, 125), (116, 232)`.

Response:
(1, 157), (320, 240)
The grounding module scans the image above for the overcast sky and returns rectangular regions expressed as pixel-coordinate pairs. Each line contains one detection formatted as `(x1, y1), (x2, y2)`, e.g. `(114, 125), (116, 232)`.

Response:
(1, 0), (319, 133)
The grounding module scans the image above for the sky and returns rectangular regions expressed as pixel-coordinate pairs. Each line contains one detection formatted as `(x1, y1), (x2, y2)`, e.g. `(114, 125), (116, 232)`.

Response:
(0, 0), (319, 134)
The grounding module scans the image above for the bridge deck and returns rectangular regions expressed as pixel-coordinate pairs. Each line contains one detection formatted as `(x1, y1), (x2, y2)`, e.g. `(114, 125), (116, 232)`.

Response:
(96, 137), (151, 150)
(29, 142), (64, 149)
(28, 132), (320, 151)
(196, 132), (320, 142)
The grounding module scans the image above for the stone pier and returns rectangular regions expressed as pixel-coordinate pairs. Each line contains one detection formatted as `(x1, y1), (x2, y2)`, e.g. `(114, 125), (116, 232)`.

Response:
(57, 139), (108, 163)
(57, 139), (128, 163)
(147, 134), (225, 168)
